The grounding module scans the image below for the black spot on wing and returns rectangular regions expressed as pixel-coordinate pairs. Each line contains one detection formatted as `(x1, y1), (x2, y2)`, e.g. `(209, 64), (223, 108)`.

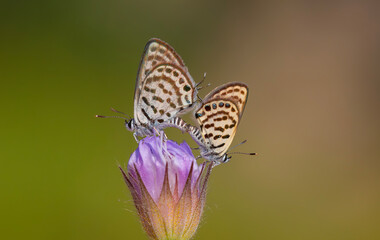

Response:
(214, 127), (225, 132)
(152, 96), (164, 103)
(185, 95), (190, 104)
(213, 135), (221, 140)
(222, 134), (230, 139)
(141, 109), (151, 121)
(142, 97), (150, 106)
(151, 105), (157, 114)
(183, 85), (191, 92)
(170, 103), (177, 109)
(204, 133), (213, 138)
(211, 143), (226, 149)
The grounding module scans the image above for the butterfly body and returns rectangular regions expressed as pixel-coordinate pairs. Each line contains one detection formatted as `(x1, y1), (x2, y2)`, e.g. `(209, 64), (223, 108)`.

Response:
(126, 116), (190, 140)
(126, 38), (198, 141)
(188, 82), (249, 165)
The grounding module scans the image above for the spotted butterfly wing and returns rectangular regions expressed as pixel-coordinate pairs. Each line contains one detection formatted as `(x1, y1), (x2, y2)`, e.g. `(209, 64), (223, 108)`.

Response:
(130, 38), (197, 138)
(203, 82), (248, 115)
(134, 38), (187, 113)
(191, 82), (248, 163)
(136, 63), (197, 125)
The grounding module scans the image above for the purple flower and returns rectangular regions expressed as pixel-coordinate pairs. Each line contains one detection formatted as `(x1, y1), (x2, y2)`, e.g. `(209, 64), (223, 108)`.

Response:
(120, 136), (212, 240)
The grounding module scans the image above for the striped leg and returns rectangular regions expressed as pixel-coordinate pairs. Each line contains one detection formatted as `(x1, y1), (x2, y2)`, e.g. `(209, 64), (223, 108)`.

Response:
(158, 117), (190, 133)
(187, 125), (206, 149)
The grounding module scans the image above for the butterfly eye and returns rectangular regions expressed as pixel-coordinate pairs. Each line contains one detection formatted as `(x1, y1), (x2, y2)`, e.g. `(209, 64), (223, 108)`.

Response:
(222, 154), (231, 163)
(127, 119), (134, 130)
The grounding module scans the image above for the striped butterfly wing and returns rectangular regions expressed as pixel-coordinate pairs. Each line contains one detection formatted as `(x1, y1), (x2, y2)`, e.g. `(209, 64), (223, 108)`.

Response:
(134, 38), (189, 123)
(202, 82), (248, 116)
(134, 39), (197, 124)
(135, 63), (197, 126)
(194, 82), (249, 159)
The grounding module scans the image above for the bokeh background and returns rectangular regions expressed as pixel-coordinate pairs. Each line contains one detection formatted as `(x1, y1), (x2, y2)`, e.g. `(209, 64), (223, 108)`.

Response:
(1, 1), (379, 239)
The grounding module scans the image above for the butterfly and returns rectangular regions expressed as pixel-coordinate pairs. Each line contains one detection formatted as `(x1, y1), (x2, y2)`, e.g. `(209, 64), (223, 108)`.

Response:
(187, 82), (252, 165)
(123, 38), (199, 141)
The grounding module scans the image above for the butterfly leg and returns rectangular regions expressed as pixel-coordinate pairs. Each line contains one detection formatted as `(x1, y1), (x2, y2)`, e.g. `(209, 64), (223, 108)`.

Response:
(162, 131), (168, 139)
(212, 161), (221, 168)
(187, 125), (207, 148)
(159, 130), (168, 145)
(133, 132), (139, 143)
(153, 127), (167, 138)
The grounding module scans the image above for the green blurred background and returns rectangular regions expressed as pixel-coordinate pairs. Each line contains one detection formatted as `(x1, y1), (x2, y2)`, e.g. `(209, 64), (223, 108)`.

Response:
(1, 1), (379, 239)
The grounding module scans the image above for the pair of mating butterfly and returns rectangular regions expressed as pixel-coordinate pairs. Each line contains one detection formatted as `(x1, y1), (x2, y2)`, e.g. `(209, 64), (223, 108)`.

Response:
(97, 38), (255, 165)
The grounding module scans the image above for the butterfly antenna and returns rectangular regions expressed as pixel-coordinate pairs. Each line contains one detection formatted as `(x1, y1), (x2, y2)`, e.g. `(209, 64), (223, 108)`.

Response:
(197, 83), (211, 91)
(195, 72), (207, 88)
(95, 115), (128, 120)
(196, 73), (211, 91)
(110, 107), (131, 119)
(227, 140), (247, 152)
(196, 73), (210, 101)
(196, 72), (211, 91)
(229, 152), (257, 156)
(226, 140), (257, 156)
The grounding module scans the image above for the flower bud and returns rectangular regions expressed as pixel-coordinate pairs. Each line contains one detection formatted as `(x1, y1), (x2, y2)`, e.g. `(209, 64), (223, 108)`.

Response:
(120, 136), (212, 240)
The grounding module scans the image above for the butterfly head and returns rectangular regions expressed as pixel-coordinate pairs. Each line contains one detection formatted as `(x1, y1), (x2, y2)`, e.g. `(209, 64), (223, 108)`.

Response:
(125, 118), (136, 131)
(222, 154), (232, 163)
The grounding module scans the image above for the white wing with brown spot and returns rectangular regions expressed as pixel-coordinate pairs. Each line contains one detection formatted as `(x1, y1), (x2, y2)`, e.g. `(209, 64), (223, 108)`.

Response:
(134, 39), (189, 121)
(196, 99), (240, 156)
(202, 82), (248, 116)
(135, 64), (197, 126)
(191, 82), (249, 162)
